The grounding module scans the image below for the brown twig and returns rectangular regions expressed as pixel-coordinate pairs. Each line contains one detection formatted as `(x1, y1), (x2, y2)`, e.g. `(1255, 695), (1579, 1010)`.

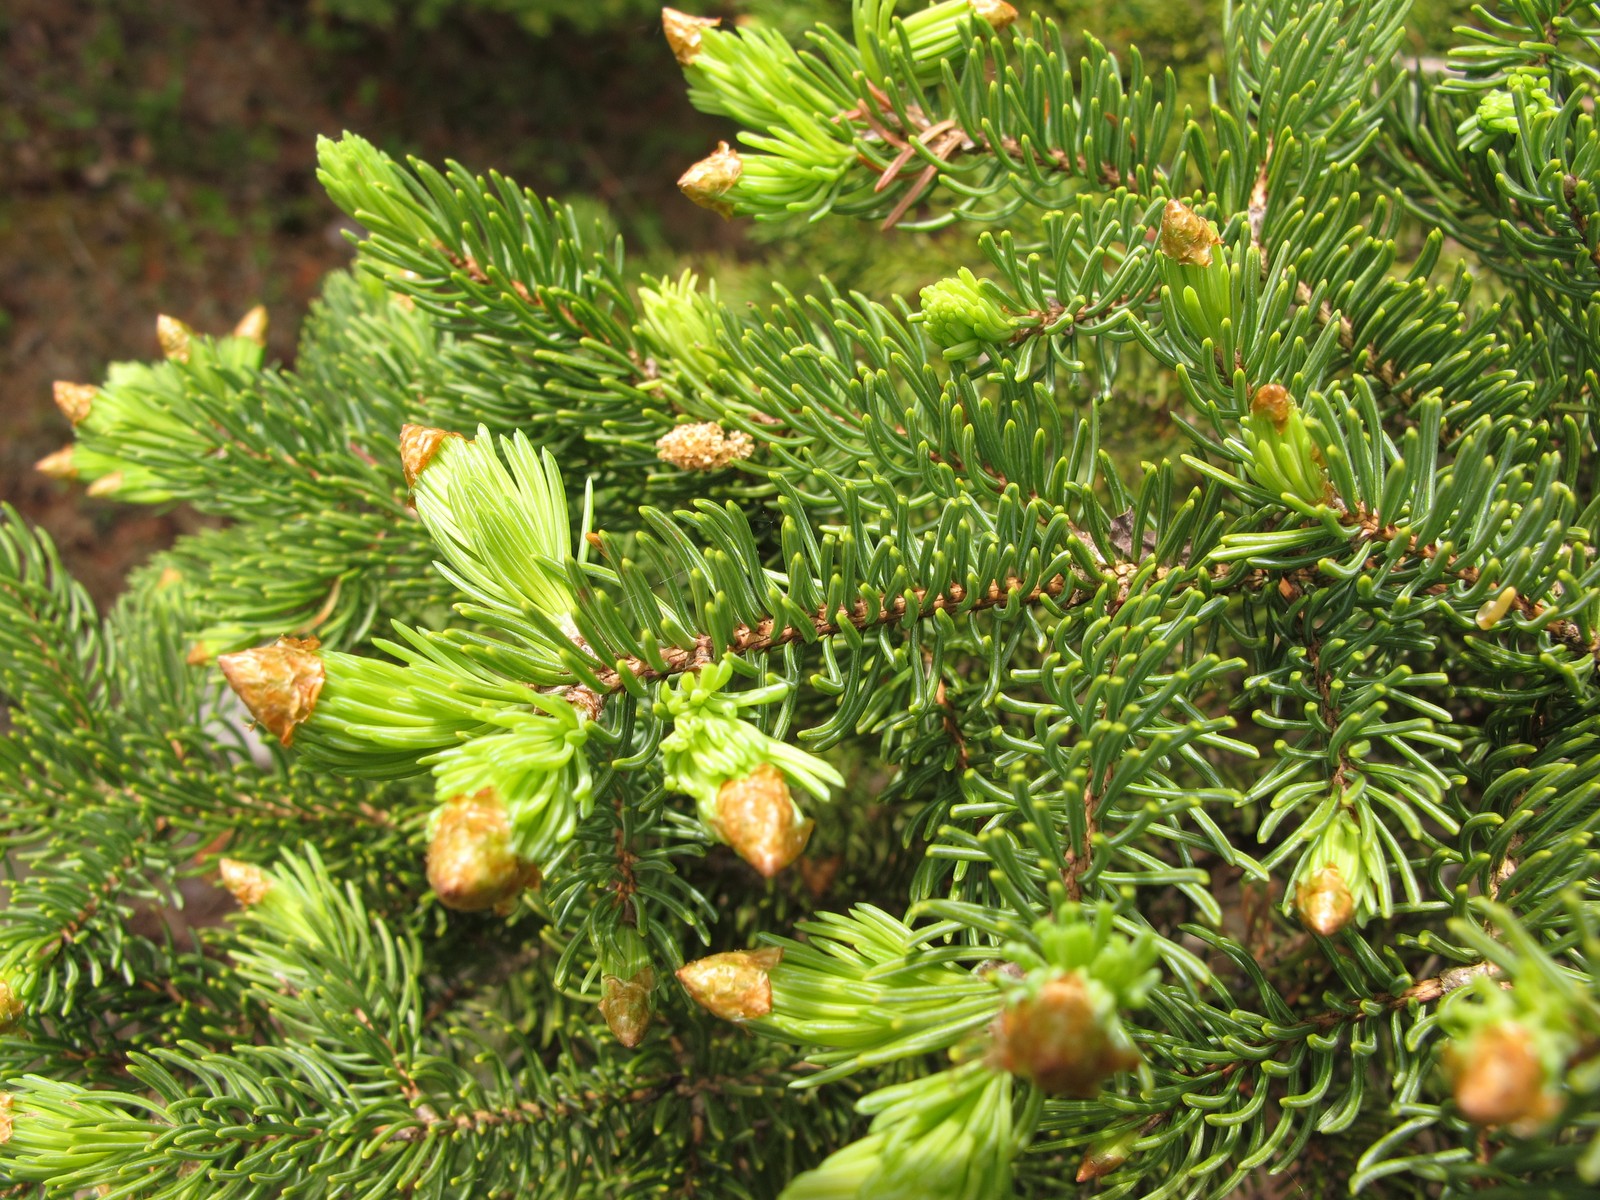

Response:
(841, 82), (1141, 230)
(582, 509), (1596, 698)
(1352, 511), (1596, 659)
(588, 573), (1080, 691)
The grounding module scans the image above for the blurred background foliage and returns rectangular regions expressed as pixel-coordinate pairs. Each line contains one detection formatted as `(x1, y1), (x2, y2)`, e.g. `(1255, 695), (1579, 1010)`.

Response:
(1, 0), (1470, 599)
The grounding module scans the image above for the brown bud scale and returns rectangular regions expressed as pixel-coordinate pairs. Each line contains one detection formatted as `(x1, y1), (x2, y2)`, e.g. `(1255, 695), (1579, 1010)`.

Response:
(970, 0), (1018, 29)
(85, 471), (124, 498)
(217, 636), (326, 747)
(677, 947), (782, 1021)
(218, 858), (273, 906)
(713, 763), (813, 877)
(400, 423), (463, 488)
(233, 304), (269, 345)
(662, 7), (721, 65)
(157, 314), (193, 362)
(1295, 865), (1354, 936)
(53, 381), (98, 426)
(989, 973), (1140, 1097)
(1076, 1144), (1129, 1183)
(35, 446), (77, 480)
(655, 421), (755, 471)
(600, 966), (656, 1048)
(1251, 384), (1292, 432)
(1159, 199), (1221, 267)
(678, 143), (743, 217)
(427, 790), (542, 913)
(1446, 1021), (1559, 1131)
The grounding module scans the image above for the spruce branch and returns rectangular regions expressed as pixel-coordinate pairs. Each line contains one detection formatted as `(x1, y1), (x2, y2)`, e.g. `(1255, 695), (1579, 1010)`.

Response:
(15, 1), (1600, 1195)
(0, 507), (109, 742)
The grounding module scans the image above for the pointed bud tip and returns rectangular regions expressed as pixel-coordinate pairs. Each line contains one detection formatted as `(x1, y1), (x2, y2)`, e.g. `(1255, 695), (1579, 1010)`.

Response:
(1159, 199), (1221, 266)
(34, 446), (77, 480)
(217, 636), (325, 746)
(713, 763), (812, 877)
(678, 143), (743, 217)
(1295, 865), (1354, 936)
(426, 790), (542, 913)
(1076, 1129), (1138, 1182)
(663, 7), (721, 65)
(233, 304), (269, 345)
(399, 423), (463, 488)
(600, 966), (657, 1048)
(156, 314), (193, 362)
(1076, 1149), (1126, 1183)
(218, 858), (273, 906)
(677, 947), (782, 1021)
(53, 381), (97, 425)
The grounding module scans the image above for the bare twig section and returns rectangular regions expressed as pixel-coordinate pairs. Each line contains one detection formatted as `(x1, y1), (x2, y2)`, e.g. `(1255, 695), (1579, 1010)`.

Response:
(840, 81), (1141, 229)
(1247, 146), (1271, 249)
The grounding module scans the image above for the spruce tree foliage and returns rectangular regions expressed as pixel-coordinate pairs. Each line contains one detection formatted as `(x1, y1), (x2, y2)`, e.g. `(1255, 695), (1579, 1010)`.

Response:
(6, 0), (1600, 1194)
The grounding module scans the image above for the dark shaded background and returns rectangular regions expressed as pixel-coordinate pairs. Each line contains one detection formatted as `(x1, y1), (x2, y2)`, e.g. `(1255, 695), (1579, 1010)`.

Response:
(1, 0), (736, 602)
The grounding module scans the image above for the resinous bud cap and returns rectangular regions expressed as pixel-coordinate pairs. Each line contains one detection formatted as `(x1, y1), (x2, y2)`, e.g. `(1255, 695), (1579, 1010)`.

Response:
(400, 423), (464, 488)
(969, 0), (1018, 29)
(1251, 383), (1292, 432)
(1446, 1020), (1560, 1132)
(157, 314), (194, 362)
(35, 446), (77, 480)
(600, 966), (657, 1048)
(990, 972), (1141, 1097)
(663, 7), (721, 65)
(53, 381), (97, 426)
(1295, 864), (1354, 936)
(233, 304), (269, 345)
(1159, 199), (1221, 267)
(426, 790), (542, 913)
(218, 858), (273, 906)
(655, 421), (755, 471)
(679, 142), (743, 217)
(677, 947), (783, 1020)
(713, 763), (814, 877)
(217, 636), (326, 747)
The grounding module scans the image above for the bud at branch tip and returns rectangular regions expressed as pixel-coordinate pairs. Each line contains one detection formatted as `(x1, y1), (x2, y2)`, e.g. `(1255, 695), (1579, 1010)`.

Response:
(216, 635), (325, 747)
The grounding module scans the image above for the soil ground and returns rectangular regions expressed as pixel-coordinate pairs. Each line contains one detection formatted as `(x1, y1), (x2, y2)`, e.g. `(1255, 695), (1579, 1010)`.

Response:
(1, 0), (735, 603)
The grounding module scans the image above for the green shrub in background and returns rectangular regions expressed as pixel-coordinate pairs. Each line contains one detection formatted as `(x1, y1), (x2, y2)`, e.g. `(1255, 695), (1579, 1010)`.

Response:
(5, 1), (1600, 1198)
